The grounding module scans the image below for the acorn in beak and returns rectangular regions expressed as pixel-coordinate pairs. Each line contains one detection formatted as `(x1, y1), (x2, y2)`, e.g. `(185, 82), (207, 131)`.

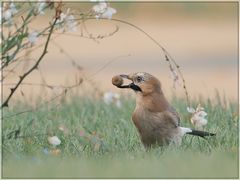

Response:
(112, 74), (142, 92)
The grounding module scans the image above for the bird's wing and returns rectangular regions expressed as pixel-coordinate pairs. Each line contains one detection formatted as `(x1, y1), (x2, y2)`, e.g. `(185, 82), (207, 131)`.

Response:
(168, 106), (181, 126)
(150, 110), (180, 130)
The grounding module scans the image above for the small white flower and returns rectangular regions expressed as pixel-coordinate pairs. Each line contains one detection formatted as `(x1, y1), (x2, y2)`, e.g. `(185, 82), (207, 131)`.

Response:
(56, 12), (66, 25)
(196, 104), (204, 111)
(187, 107), (195, 113)
(103, 91), (121, 108)
(48, 136), (61, 146)
(3, 2), (17, 21)
(101, 7), (116, 19)
(103, 91), (115, 104)
(187, 104), (208, 129)
(92, 2), (107, 14)
(28, 31), (38, 45)
(191, 113), (207, 129)
(3, 9), (12, 21)
(65, 15), (78, 32)
(92, 2), (116, 20)
(37, 0), (46, 15)
(56, 9), (77, 32)
(9, 3), (17, 15)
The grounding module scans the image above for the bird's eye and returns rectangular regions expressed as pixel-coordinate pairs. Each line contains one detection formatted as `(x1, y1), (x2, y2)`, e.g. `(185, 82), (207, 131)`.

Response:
(136, 76), (143, 82)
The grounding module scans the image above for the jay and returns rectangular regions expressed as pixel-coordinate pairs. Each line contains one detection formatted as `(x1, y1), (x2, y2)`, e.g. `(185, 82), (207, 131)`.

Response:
(112, 72), (215, 148)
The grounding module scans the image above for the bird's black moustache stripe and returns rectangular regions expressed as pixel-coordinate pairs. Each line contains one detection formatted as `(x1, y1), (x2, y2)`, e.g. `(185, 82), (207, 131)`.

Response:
(117, 83), (142, 92)
(129, 83), (142, 92)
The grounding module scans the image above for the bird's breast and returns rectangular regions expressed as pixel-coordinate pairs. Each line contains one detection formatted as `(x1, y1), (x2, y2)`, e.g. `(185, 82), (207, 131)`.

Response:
(132, 106), (179, 147)
(132, 107), (158, 135)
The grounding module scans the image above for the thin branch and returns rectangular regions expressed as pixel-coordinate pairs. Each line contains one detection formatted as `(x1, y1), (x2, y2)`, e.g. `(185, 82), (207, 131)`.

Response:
(51, 40), (84, 71)
(2, 54), (129, 119)
(2, 80), (83, 119)
(80, 17), (191, 106)
(1, 18), (58, 108)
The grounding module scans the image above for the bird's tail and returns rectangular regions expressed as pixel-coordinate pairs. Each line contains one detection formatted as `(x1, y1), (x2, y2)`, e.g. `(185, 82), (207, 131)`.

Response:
(186, 129), (216, 139)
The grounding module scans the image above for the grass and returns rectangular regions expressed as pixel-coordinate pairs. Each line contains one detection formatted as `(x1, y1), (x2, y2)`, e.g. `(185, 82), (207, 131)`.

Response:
(2, 92), (239, 178)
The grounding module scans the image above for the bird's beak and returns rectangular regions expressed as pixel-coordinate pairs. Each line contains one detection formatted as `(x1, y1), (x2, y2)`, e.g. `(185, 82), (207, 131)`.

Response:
(119, 74), (142, 92)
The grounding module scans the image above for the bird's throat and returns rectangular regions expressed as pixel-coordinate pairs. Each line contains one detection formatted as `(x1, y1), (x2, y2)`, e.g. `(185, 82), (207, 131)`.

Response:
(136, 92), (170, 112)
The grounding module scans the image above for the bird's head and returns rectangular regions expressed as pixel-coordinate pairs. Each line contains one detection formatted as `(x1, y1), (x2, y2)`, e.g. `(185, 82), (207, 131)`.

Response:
(119, 72), (162, 96)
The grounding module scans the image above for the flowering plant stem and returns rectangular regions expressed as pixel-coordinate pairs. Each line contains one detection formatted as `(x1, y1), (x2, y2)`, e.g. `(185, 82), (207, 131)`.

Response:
(83, 17), (190, 106)
(1, 18), (58, 108)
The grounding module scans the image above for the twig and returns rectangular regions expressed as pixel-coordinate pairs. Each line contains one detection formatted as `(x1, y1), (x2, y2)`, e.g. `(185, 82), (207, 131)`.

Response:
(88, 54), (131, 79)
(80, 17), (191, 106)
(2, 80), (83, 119)
(1, 18), (58, 108)
(2, 54), (129, 119)
(111, 18), (190, 106)
(51, 40), (84, 71)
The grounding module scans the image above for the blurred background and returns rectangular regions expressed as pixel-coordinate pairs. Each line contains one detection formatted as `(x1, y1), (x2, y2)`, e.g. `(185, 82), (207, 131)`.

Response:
(2, 3), (238, 178)
(2, 2), (238, 104)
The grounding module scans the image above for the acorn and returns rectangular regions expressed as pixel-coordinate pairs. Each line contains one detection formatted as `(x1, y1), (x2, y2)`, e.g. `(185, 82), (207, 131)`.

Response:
(112, 75), (123, 87)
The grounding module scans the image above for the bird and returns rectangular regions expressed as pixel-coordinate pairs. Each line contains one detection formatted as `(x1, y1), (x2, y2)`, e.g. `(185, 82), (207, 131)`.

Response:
(112, 72), (215, 148)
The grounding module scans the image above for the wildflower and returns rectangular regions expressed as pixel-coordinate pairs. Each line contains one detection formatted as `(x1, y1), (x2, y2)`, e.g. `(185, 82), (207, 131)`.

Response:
(65, 15), (78, 32)
(56, 11), (67, 24)
(103, 91), (121, 108)
(92, 2), (116, 19)
(3, 2), (17, 22)
(56, 8), (78, 32)
(186, 107), (195, 113)
(103, 91), (114, 104)
(9, 3), (17, 15)
(37, 0), (46, 15)
(187, 104), (208, 129)
(28, 31), (38, 45)
(101, 7), (117, 19)
(92, 2), (107, 14)
(3, 9), (12, 21)
(48, 136), (61, 146)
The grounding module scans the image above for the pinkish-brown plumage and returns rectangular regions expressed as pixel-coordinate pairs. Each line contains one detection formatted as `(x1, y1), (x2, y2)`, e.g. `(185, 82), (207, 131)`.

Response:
(114, 72), (215, 148)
